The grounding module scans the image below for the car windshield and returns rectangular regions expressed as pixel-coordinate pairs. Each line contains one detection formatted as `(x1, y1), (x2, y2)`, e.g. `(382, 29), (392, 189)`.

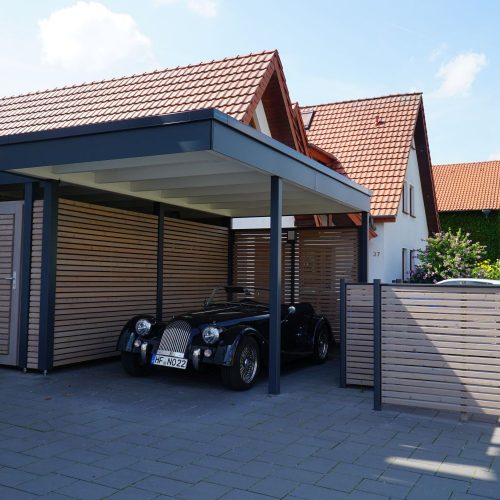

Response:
(205, 286), (269, 307)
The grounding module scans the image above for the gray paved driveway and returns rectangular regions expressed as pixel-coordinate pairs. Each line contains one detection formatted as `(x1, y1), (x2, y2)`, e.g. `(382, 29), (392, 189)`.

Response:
(0, 355), (499, 499)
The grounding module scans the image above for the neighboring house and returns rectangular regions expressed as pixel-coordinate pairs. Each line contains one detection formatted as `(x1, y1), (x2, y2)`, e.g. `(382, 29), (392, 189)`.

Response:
(433, 160), (500, 259)
(301, 93), (440, 282)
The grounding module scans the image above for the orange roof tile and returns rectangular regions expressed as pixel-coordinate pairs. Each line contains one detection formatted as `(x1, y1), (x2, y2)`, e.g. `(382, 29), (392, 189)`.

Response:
(301, 93), (422, 217)
(0, 50), (278, 136)
(432, 160), (500, 211)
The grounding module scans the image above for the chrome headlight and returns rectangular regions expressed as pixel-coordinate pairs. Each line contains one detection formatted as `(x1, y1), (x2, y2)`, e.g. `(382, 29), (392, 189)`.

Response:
(202, 325), (221, 345)
(135, 318), (152, 337)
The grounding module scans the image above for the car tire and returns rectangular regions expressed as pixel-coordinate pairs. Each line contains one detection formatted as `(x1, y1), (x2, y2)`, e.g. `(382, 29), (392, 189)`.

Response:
(221, 337), (260, 390)
(312, 323), (330, 364)
(121, 352), (151, 377)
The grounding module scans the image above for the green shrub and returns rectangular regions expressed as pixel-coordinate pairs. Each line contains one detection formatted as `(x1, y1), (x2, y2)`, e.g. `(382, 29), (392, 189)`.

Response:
(411, 229), (486, 283)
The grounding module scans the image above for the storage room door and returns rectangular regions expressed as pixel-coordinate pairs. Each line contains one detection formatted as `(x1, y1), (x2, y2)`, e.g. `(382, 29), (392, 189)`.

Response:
(0, 201), (23, 366)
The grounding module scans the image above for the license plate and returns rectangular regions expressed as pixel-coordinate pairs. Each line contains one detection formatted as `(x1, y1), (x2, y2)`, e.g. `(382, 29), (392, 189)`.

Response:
(152, 354), (188, 369)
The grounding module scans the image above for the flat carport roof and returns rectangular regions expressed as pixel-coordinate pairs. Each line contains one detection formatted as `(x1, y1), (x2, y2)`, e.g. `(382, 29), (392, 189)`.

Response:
(0, 109), (371, 394)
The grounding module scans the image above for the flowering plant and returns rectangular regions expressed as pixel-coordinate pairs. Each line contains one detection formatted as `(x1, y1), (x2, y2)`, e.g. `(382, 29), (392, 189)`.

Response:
(410, 229), (486, 283)
(471, 259), (500, 280)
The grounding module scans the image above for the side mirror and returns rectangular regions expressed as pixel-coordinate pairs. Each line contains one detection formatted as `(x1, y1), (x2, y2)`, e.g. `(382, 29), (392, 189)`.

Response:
(288, 306), (296, 316)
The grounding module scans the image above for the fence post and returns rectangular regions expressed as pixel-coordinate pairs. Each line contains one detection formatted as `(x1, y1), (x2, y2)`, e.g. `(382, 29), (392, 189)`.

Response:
(340, 279), (347, 388)
(373, 279), (382, 411)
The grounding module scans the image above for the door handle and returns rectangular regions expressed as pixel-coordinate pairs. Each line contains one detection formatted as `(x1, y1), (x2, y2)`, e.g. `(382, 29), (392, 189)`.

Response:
(2, 272), (16, 290)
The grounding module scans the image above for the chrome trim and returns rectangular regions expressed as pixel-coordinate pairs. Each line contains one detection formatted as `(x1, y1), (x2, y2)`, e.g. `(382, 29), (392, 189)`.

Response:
(158, 320), (191, 357)
(192, 348), (201, 370)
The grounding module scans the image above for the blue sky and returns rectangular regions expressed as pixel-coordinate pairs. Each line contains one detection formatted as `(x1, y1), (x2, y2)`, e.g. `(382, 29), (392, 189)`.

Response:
(1, 0), (499, 164)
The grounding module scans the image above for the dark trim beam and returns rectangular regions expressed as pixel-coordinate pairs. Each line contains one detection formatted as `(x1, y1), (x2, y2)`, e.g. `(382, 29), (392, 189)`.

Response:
(38, 181), (58, 373)
(155, 203), (165, 321)
(358, 211), (369, 282)
(268, 176), (282, 395)
(373, 279), (382, 411)
(18, 182), (35, 369)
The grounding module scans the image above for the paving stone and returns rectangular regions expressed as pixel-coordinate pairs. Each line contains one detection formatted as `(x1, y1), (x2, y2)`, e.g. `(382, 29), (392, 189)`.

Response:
(332, 462), (384, 480)
(379, 467), (421, 487)
(56, 479), (118, 499)
(206, 470), (259, 489)
(167, 464), (214, 484)
(57, 448), (107, 464)
(348, 490), (389, 500)
(316, 471), (362, 492)
(94, 468), (149, 489)
(407, 474), (470, 499)
(0, 484), (36, 499)
(59, 462), (109, 481)
(17, 473), (77, 495)
(106, 486), (158, 499)
(0, 467), (38, 487)
(356, 478), (412, 498)
(0, 451), (36, 468)
(92, 453), (139, 471)
(468, 478), (500, 499)
(133, 459), (179, 476)
(249, 476), (298, 498)
(177, 481), (231, 499)
(221, 489), (275, 499)
(291, 483), (347, 499)
(297, 456), (336, 474)
(272, 464), (322, 484)
(134, 475), (189, 496)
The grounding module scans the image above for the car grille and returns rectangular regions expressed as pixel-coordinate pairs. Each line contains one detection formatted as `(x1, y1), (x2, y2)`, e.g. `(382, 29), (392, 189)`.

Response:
(157, 320), (191, 357)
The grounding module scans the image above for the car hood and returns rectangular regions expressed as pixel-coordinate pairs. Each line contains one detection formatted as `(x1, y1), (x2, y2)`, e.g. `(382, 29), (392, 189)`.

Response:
(170, 304), (269, 330)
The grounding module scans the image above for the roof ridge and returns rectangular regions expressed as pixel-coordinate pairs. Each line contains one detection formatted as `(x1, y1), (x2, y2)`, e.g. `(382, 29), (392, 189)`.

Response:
(433, 160), (500, 168)
(0, 49), (278, 102)
(301, 91), (423, 109)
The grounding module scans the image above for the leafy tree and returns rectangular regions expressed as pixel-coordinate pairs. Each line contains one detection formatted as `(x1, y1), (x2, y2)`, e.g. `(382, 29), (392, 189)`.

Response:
(411, 229), (486, 283)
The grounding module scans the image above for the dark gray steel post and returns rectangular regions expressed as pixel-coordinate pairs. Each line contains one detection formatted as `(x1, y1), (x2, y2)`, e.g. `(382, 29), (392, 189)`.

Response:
(339, 278), (347, 388)
(155, 203), (165, 321)
(18, 182), (35, 369)
(39, 181), (58, 373)
(373, 279), (382, 410)
(269, 176), (282, 395)
(358, 211), (369, 282)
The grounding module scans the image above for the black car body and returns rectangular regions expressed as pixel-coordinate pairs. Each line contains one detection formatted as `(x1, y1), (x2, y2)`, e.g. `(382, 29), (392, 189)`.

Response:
(117, 286), (332, 389)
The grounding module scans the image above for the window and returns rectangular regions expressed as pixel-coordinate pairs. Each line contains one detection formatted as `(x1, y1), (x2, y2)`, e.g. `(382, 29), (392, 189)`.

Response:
(409, 184), (415, 216)
(410, 249), (417, 274)
(402, 248), (409, 281)
(402, 181), (409, 214)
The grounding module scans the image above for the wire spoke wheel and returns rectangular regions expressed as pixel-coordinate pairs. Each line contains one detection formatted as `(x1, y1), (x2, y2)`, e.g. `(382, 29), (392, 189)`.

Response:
(317, 329), (329, 360)
(239, 344), (259, 384)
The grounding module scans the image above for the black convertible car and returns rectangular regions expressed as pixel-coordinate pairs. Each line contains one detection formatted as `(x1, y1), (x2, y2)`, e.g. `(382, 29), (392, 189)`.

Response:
(117, 286), (332, 390)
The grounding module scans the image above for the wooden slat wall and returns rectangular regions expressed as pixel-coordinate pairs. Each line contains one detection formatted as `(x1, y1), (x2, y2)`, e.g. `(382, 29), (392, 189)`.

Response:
(233, 230), (292, 304)
(381, 285), (500, 416)
(296, 229), (358, 342)
(163, 218), (228, 317)
(233, 228), (359, 341)
(346, 283), (373, 386)
(53, 199), (157, 366)
(0, 213), (14, 355)
(27, 200), (43, 369)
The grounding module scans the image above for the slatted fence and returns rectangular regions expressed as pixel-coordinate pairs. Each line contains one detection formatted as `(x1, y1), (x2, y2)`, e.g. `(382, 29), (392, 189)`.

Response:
(343, 283), (373, 386)
(234, 228), (359, 341)
(163, 218), (228, 317)
(53, 199), (158, 366)
(379, 285), (500, 416)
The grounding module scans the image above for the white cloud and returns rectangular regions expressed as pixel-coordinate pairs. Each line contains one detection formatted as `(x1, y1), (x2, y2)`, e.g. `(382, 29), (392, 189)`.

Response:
(488, 151), (500, 161)
(435, 51), (487, 97)
(155, 0), (218, 17)
(38, 1), (155, 74)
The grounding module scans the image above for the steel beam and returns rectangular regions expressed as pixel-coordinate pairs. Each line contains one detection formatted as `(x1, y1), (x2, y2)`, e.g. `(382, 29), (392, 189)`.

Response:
(268, 176), (282, 395)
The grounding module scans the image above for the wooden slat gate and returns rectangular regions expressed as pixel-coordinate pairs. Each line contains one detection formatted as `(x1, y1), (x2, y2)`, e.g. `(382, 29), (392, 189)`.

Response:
(234, 228), (359, 341)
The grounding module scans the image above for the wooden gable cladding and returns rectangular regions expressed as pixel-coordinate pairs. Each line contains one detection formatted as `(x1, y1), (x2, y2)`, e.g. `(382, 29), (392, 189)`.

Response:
(0, 213), (15, 355)
(52, 199), (158, 366)
(163, 218), (228, 317)
(27, 200), (43, 369)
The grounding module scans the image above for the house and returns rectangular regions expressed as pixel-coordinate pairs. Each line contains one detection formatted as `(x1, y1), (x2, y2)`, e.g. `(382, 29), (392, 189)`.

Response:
(301, 93), (440, 282)
(0, 49), (370, 389)
(432, 160), (500, 259)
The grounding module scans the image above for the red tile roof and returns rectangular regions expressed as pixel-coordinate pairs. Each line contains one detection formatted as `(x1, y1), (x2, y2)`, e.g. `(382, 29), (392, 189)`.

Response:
(432, 160), (500, 211)
(301, 93), (423, 217)
(0, 50), (279, 136)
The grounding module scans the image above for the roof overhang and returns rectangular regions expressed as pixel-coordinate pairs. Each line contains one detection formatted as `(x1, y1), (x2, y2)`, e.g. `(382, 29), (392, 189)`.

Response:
(0, 109), (371, 217)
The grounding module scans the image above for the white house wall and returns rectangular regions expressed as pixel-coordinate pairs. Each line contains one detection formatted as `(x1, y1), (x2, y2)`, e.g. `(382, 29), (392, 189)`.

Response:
(368, 147), (430, 282)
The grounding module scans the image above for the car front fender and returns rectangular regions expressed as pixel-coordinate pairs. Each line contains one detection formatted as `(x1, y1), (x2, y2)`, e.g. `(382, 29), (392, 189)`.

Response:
(220, 326), (265, 366)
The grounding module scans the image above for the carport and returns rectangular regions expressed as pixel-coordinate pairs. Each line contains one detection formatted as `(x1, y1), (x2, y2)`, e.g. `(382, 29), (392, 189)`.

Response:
(0, 109), (370, 394)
